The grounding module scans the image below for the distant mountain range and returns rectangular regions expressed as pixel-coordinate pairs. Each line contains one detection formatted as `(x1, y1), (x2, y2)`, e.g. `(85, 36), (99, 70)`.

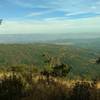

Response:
(0, 34), (100, 44)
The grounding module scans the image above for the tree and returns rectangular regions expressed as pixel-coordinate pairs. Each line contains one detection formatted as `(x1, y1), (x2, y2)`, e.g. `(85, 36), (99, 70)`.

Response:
(0, 19), (3, 25)
(96, 57), (100, 64)
(41, 54), (72, 83)
(41, 63), (72, 80)
(51, 63), (72, 77)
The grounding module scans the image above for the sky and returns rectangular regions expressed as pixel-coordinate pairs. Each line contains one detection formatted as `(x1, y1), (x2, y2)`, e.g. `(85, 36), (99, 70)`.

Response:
(0, 0), (100, 34)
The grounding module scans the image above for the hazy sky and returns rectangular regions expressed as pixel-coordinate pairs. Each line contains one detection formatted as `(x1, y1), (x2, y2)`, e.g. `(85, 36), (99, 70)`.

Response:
(0, 0), (100, 34)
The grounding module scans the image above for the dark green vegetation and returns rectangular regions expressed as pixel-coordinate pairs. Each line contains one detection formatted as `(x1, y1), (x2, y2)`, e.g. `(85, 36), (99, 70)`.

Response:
(0, 38), (100, 100)
(0, 19), (2, 25)
(0, 74), (25, 100)
(0, 43), (99, 80)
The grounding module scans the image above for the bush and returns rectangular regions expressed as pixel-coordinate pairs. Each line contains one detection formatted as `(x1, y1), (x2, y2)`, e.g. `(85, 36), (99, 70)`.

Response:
(70, 81), (91, 100)
(0, 74), (25, 100)
(26, 79), (69, 100)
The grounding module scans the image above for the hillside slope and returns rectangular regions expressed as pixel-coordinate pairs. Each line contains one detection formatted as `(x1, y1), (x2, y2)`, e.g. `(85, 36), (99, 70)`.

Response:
(0, 43), (99, 80)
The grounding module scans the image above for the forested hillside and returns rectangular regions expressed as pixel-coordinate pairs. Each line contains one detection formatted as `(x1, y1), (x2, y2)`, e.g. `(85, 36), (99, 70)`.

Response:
(0, 43), (99, 80)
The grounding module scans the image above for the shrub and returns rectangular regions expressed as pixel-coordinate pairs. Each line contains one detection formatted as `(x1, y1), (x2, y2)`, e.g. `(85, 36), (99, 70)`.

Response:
(70, 81), (91, 100)
(0, 74), (25, 100)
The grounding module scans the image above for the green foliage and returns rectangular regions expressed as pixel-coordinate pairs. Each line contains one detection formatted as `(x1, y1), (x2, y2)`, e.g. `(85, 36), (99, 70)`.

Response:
(0, 19), (2, 25)
(0, 74), (25, 100)
(51, 63), (71, 77)
(96, 57), (100, 64)
(70, 82), (91, 100)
